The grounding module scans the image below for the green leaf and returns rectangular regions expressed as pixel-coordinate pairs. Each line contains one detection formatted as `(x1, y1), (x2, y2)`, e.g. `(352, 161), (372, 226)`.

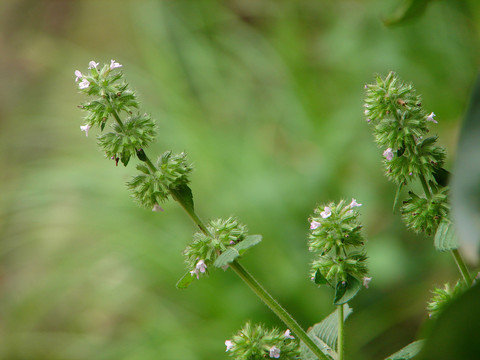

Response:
(385, 340), (424, 360)
(333, 275), (362, 305)
(299, 305), (353, 360)
(451, 74), (480, 260)
(171, 184), (195, 212)
(314, 269), (328, 285)
(434, 219), (458, 252)
(176, 271), (195, 289)
(213, 235), (262, 268)
(393, 183), (404, 214)
(383, 0), (434, 27)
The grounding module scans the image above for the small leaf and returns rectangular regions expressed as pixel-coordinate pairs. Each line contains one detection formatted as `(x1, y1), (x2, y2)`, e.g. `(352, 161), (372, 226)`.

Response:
(334, 275), (362, 305)
(176, 271), (195, 289)
(434, 219), (459, 252)
(299, 305), (353, 360)
(393, 183), (404, 214)
(383, 0), (434, 27)
(214, 248), (240, 268)
(214, 235), (263, 268)
(432, 167), (451, 187)
(314, 270), (328, 285)
(136, 148), (147, 162)
(100, 120), (107, 131)
(120, 153), (130, 167)
(171, 184), (195, 212)
(385, 340), (424, 360)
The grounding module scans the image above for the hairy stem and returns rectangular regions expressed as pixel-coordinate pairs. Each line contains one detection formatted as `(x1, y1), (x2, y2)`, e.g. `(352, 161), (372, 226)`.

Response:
(338, 304), (345, 360)
(451, 249), (473, 285)
(419, 172), (431, 199)
(230, 261), (329, 360)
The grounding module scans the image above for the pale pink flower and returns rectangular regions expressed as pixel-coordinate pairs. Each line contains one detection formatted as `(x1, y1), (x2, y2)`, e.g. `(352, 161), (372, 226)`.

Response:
(363, 276), (372, 288)
(152, 204), (164, 212)
(284, 329), (295, 340)
(225, 340), (234, 351)
(190, 260), (207, 279)
(310, 220), (322, 230)
(426, 112), (437, 124)
(74, 70), (83, 82)
(80, 124), (91, 137)
(110, 59), (122, 70)
(320, 206), (332, 219)
(79, 78), (90, 89)
(269, 346), (281, 358)
(383, 148), (394, 161)
(349, 198), (362, 208)
(88, 61), (99, 69)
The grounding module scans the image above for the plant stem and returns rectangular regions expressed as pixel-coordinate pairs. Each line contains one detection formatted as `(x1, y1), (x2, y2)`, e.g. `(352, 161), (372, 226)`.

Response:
(337, 304), (345, 360)
(451, 249), (473, 285)
(229, 261), (329, 360)
(419, 172), (431, 199)
(107, 103), (327, 358)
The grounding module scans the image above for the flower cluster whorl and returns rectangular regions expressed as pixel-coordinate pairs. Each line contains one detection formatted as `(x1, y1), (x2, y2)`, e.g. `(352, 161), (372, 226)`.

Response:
(225, 322), (299, 360)
(183, 217), (248, 278)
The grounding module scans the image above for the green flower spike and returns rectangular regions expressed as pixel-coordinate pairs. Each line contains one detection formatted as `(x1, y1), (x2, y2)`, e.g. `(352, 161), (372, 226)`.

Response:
(427, 280), (468, 318)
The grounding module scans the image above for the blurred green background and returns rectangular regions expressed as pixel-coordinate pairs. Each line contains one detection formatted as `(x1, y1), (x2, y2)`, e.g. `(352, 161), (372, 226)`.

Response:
(1, 0), (479, 359)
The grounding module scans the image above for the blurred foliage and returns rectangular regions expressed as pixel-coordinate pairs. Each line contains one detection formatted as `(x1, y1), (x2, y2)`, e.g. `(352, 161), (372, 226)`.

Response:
(0, 0), (479, 359)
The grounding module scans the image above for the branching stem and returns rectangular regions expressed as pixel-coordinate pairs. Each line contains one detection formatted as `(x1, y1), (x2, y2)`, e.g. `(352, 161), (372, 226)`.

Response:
(451, 249), (473, 286)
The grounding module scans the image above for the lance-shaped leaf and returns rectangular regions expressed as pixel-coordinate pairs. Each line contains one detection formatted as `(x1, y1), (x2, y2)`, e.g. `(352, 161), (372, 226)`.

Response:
(176, 271), (195, 289)
(299, 305), (353, 360)
(334, 275), (362, 305)
(213, 235), (262, 268)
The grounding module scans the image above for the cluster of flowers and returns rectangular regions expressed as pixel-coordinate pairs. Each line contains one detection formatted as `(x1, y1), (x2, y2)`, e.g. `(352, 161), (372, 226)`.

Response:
(364, 72), (449, 235)
(75, 60), (192, 209)
(308, 199), (370, 299)
(224, 322), (299, 359)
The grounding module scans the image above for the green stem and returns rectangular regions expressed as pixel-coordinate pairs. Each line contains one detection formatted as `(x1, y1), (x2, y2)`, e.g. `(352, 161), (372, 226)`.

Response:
(338, 304), (344, 360)
(107, 101), (326, 358)
(451, 249), (473, 285)
(110, 107), (126, 132)
(419, 172), (431, 199)
(230, 261), (329, 360)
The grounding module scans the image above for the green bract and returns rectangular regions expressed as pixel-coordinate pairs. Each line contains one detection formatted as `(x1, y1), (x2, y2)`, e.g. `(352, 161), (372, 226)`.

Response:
(128, 151), (193, 208)
(401, 188), (450, 236)
(427, 281), (468, 319)
(226, 322), (299, 360)
(183, 217), (248, 273)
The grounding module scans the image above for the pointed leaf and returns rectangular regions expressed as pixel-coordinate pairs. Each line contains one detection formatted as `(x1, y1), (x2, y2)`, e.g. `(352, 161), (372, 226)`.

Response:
(334, 275), (362, 305)
(434, 219), (459, 252)
(171, 184), (195, 212)
(385, 340), (424, 360)
(176, 271), (195, 289)
(299, 305), (353, 360)
(451, 74), (480, 261)
(314, 269), (328, 285)
(213, 235), (263, 268)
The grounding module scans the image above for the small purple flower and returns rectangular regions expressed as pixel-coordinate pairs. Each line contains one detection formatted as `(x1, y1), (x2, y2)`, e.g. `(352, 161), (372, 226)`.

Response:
(383, 148), (394, 161)
(284, 329), (295, 340)
(320, 206), (332, 219)
(349, 198), (362, 208)
(79, 78), (90, 89)
(88, 60), (99, 69)
(80, 124), (91, 137)
(363, 276), (372, 288)
(310, 220), (321, 230)
(110, 59), (122, 70)
(74, 70), (83, 82)
(152, 204), (164, 212)
(426, 112), (437, 124)
(269, 346), (281, 359)
(225, 340), (233, 352)
(190, 260), (207, 279)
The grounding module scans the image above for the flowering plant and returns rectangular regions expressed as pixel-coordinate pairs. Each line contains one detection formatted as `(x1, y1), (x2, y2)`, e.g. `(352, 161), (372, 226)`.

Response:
(75, 62), (475, 359)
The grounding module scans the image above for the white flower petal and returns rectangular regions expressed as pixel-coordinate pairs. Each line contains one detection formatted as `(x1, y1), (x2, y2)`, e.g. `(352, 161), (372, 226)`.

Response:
(80, 124), (91, 137)
(349, 198), (362, 208)
(310, 220), (322, 230)
(79, 78), (90, 89)
(383, 148), (394, 161)
(88, 60), (99, 69)
(110, 59), (122, 70)
(225, 340), (234, 351)
(269, 346), (281, 358)
(320, 206), (332, 219)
